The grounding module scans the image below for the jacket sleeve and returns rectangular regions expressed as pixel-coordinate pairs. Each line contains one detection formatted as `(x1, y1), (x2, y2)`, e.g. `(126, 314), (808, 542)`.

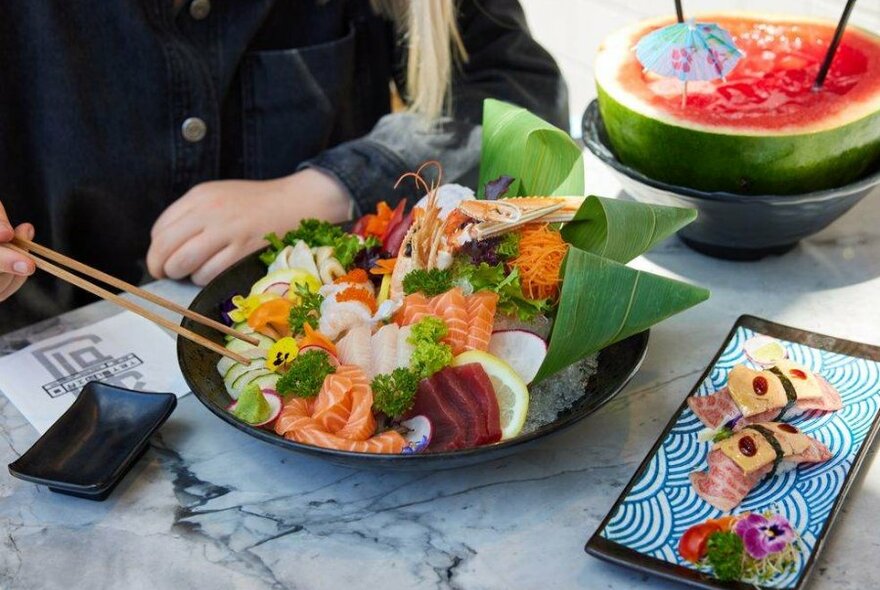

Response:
(300, 0), (568, 216)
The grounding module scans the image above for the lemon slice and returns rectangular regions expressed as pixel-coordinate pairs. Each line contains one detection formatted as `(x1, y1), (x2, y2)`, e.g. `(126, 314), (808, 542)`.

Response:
(452, 350), (529, 440)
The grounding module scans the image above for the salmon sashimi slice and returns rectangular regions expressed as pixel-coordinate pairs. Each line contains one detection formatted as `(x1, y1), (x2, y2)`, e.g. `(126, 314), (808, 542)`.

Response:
(274, 397), (316, 436)
(397, 292), (431, 325)
(395, 288), (498, 356)
(464, 291), (498, 352)
(287, 426), (406, 454)
(432, 287), (469, 354)
(333, 365), (377, 440)
(311, 374), (354, 433)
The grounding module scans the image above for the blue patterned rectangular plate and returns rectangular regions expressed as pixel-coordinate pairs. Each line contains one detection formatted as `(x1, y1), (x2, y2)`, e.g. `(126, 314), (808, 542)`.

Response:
(586, 315), (880, 590)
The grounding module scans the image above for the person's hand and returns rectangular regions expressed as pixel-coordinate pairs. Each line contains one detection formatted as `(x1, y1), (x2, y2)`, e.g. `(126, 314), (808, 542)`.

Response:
(0, 201), (36, 302)
(147, 169), (351, 286)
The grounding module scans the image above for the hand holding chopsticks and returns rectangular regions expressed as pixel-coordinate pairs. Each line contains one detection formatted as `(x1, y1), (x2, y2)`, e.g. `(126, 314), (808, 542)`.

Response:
(4, 237), (255, 365)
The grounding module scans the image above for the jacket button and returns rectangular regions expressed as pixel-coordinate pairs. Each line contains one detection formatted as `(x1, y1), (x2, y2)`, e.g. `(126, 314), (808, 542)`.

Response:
(181, 117), (207, 142)
(189, 0), (211, 20)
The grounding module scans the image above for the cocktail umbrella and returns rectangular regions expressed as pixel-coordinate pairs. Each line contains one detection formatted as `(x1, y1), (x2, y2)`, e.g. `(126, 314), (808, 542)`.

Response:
(814, 0), (858, 89)
(634, 17), (743, 107)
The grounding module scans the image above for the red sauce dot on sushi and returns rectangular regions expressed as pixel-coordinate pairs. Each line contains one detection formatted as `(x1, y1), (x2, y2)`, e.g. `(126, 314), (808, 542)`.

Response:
(779, 423), (799, 433)
(739, 435), (758, 457)
(752, 376), (769, 396)
(789, 369), (807, 380)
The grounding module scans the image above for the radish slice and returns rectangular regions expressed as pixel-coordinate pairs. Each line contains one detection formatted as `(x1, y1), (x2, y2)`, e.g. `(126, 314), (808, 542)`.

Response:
(400, 415), (432, 454)
(488, 329), (547, 384)
(263, 282), (290, 297)
(743, 335), (787, 366)
(298, 345), (340, 366)
(227, 389), (283, 428)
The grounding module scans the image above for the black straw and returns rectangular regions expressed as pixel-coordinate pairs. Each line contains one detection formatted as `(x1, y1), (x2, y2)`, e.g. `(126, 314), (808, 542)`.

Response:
(814, 0), (857, 90)
(675, 0), (684, 23)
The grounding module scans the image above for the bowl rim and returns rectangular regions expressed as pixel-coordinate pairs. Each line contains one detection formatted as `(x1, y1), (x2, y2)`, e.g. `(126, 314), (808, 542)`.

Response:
(582, 99), (880, 205)
(177, 250), (650, 465)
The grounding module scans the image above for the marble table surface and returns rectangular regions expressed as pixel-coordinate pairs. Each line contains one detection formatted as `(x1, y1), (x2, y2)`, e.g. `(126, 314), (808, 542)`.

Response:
(2, 156), (879, 590)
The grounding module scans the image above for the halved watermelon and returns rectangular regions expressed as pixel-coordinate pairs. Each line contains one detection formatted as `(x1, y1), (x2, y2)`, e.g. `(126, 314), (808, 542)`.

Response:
(595, 13), (880, 194)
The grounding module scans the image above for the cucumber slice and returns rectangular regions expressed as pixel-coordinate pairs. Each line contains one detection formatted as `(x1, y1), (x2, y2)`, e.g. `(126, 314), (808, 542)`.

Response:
(231, 368), (273, 393)
(224, 362), (265, 388)
(251, 373), (280, 391)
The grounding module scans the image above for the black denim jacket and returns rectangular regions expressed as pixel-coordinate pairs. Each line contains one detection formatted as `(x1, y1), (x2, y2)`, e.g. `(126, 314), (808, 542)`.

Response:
(0, 0), (567, 332)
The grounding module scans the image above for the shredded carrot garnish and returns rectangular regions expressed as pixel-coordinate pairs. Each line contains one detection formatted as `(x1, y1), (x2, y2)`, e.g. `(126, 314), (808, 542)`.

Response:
(300, 323), (338, 357)
(336, 286), (378, 314)
(334, 268), (369, 284)
(370, 258), (397, 275)
(509, 224), (569, 300)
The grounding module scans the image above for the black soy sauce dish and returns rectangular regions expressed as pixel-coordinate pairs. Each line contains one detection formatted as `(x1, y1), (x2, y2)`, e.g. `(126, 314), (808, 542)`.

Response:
(8, 382), (177, 500)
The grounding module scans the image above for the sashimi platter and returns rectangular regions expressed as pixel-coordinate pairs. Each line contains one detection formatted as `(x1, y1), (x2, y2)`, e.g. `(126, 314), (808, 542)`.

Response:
(179, 99), (709, 462)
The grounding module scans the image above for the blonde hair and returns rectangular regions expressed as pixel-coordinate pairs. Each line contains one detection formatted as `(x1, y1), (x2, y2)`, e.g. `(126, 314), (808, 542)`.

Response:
(371, 0), (468, 120)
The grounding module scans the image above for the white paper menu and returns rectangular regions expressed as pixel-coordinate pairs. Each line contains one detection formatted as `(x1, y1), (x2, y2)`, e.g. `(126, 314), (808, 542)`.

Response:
(0, 311), (189, 433)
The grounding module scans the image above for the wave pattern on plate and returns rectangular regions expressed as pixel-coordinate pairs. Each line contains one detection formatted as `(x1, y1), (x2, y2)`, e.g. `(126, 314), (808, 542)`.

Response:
(600, 326), (880, 588)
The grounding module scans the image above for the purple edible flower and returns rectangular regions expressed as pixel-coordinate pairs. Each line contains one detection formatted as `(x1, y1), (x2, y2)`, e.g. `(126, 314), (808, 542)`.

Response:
(734, 513), (795, 559)
(219, 294), (238, 326)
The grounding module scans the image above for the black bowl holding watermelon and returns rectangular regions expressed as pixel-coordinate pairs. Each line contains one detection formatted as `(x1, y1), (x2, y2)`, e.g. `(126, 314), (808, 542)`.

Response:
(587, 13), (880, 260)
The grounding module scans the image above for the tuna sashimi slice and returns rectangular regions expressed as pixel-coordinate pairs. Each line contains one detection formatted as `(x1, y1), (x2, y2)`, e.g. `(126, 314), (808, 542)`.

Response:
(454, 362), (502, 444)
(407, 378), (466, 451)
(433, 367), (483, 447)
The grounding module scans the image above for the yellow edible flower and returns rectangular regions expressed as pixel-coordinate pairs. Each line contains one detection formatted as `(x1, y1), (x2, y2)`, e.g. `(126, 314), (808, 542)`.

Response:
(266, 337), (299, 372)
(228, 293), (276, 323)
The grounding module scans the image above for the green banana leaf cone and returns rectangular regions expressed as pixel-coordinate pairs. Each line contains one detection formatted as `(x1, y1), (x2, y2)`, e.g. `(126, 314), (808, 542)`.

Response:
(479, 99), (710, 383)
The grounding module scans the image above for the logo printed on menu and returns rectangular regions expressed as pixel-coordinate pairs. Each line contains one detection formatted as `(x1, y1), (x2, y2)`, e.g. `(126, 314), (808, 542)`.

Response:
(32, 335), (146, 397)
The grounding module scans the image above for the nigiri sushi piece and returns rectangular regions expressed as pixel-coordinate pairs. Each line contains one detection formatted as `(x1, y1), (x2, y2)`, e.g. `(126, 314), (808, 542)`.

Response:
(688, 360), (842, 431)
(690, 422), (832, 511)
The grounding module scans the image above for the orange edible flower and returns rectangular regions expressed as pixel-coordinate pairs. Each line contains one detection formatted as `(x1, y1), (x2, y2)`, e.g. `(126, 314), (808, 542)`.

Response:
(509, 224), (569, 301)
(300, 323), (338, 357)
(333, 268), (369, 284)
(247, 298), (294, 339)
(369, 258), (397, 275)
(363, 201), (394, 237)
(336, 286), (378, 314)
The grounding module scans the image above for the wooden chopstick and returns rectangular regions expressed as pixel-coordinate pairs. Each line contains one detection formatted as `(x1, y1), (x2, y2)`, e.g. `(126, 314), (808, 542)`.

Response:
(4, 243), (252, 365)
(12, 237), (259, 346)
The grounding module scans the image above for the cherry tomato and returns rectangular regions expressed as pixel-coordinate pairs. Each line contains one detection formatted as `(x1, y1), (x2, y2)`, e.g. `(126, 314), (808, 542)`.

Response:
(678, 521), (723, 563)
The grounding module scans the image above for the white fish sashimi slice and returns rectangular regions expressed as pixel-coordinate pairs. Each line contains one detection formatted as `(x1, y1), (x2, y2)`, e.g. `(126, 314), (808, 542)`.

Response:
(336, 324), (372, 373)
(289, 240), (320, 280)
(396, 325), (414, 370)
(267, 245), (295, 273)
(370, 324), (399, 379)
(318, 299), (373, 340)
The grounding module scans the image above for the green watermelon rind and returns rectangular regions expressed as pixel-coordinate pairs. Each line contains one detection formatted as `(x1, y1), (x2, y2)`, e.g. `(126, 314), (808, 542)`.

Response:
(595, 14), (880, 195)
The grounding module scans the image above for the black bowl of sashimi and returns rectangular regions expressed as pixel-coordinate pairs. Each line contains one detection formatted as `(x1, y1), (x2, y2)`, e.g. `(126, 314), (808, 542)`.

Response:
(178, 250), (649, 470)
